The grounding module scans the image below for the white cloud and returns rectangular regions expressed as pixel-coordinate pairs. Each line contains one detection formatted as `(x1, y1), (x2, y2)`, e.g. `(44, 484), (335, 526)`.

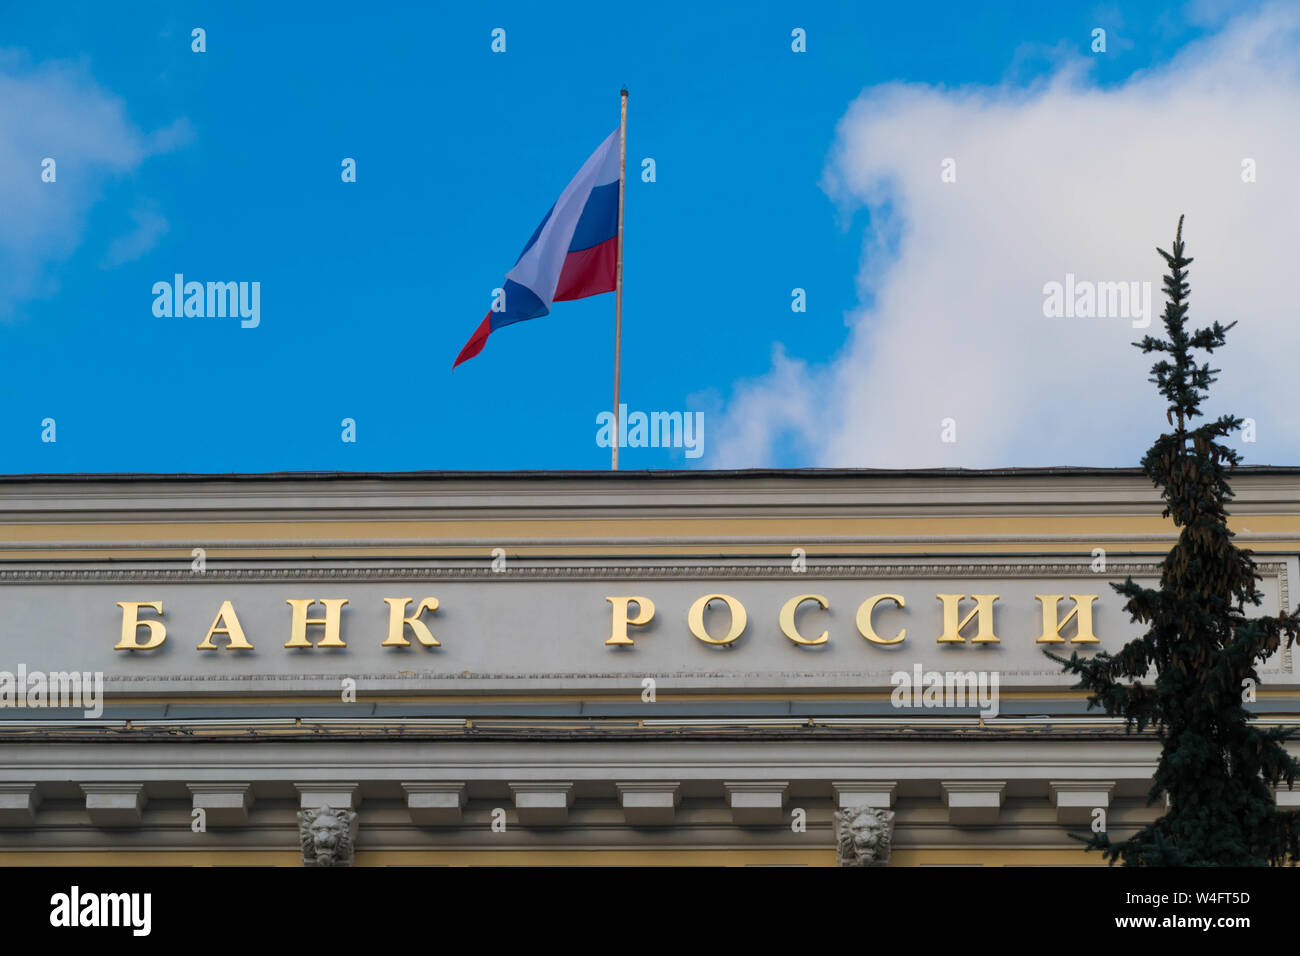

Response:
(101, 205), (170, 269)
(712, 5), (1300, 468)
(0, 51), (186, 317)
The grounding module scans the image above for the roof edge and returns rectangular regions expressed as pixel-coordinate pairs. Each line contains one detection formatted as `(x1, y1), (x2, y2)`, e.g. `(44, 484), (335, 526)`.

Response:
(0, 465), (1298, 483)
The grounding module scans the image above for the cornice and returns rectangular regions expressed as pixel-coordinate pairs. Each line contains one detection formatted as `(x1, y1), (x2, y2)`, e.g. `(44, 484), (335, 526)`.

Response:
(2, 469), (1300, 521)
(0, 559), (1235, 583)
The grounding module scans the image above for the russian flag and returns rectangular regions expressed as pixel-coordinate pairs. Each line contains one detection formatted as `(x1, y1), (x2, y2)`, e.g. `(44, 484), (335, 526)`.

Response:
(454, 128), (621, 368)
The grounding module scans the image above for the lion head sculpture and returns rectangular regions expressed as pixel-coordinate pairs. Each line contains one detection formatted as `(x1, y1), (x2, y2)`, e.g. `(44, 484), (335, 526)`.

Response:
(298, 806), (357, 867)
(834, 804), (894, 867)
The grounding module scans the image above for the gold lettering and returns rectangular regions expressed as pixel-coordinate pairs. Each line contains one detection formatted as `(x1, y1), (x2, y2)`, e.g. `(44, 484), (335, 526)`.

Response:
(856, 593), (906, 645)
(605, 596), (655, 646)
(935, 593), (1000, 643)
(780, 594), (828, 645)
(114, 601), (166, 650)
(688, 593), (747, 646)
(196, 599), (253, 650)
(283, 598), (350, 648)
(1035, 594), (1099, 643)
(382, 597), (441, 647)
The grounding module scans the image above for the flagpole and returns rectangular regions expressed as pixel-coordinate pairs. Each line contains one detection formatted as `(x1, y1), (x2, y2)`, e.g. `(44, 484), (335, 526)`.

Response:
(612, 88), (627, 471)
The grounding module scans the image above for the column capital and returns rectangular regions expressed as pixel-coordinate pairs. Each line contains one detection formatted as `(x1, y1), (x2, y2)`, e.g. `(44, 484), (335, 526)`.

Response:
(187, 783), (253, 827)
(82, 783), (146, 827)
(616, 781), (681, 825)
(294, 782), (360, 810)
(832, 781), (897, 808)
(723, 780), (789, 826)
(402, 782), (468, 825)
(0, 784), (41, 826)
(509, 782), (574, 825)
(941, 780), (1004, 825)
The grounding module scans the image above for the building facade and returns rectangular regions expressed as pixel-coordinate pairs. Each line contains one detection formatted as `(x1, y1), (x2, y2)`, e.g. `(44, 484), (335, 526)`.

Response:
(2, 467), (1299, 866)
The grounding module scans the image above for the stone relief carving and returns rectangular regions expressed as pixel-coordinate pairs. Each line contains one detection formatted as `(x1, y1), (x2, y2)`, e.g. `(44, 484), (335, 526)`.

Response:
(298, 806), (357, 867)
(834, 804), (895, 866)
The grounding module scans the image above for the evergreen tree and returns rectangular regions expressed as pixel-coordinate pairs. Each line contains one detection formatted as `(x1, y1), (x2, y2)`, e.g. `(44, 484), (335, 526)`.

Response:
(1050, 216), (1300, 865)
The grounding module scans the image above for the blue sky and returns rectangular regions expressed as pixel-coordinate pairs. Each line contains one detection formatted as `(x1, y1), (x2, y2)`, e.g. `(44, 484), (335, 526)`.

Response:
(4, 1), (1289, 473)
